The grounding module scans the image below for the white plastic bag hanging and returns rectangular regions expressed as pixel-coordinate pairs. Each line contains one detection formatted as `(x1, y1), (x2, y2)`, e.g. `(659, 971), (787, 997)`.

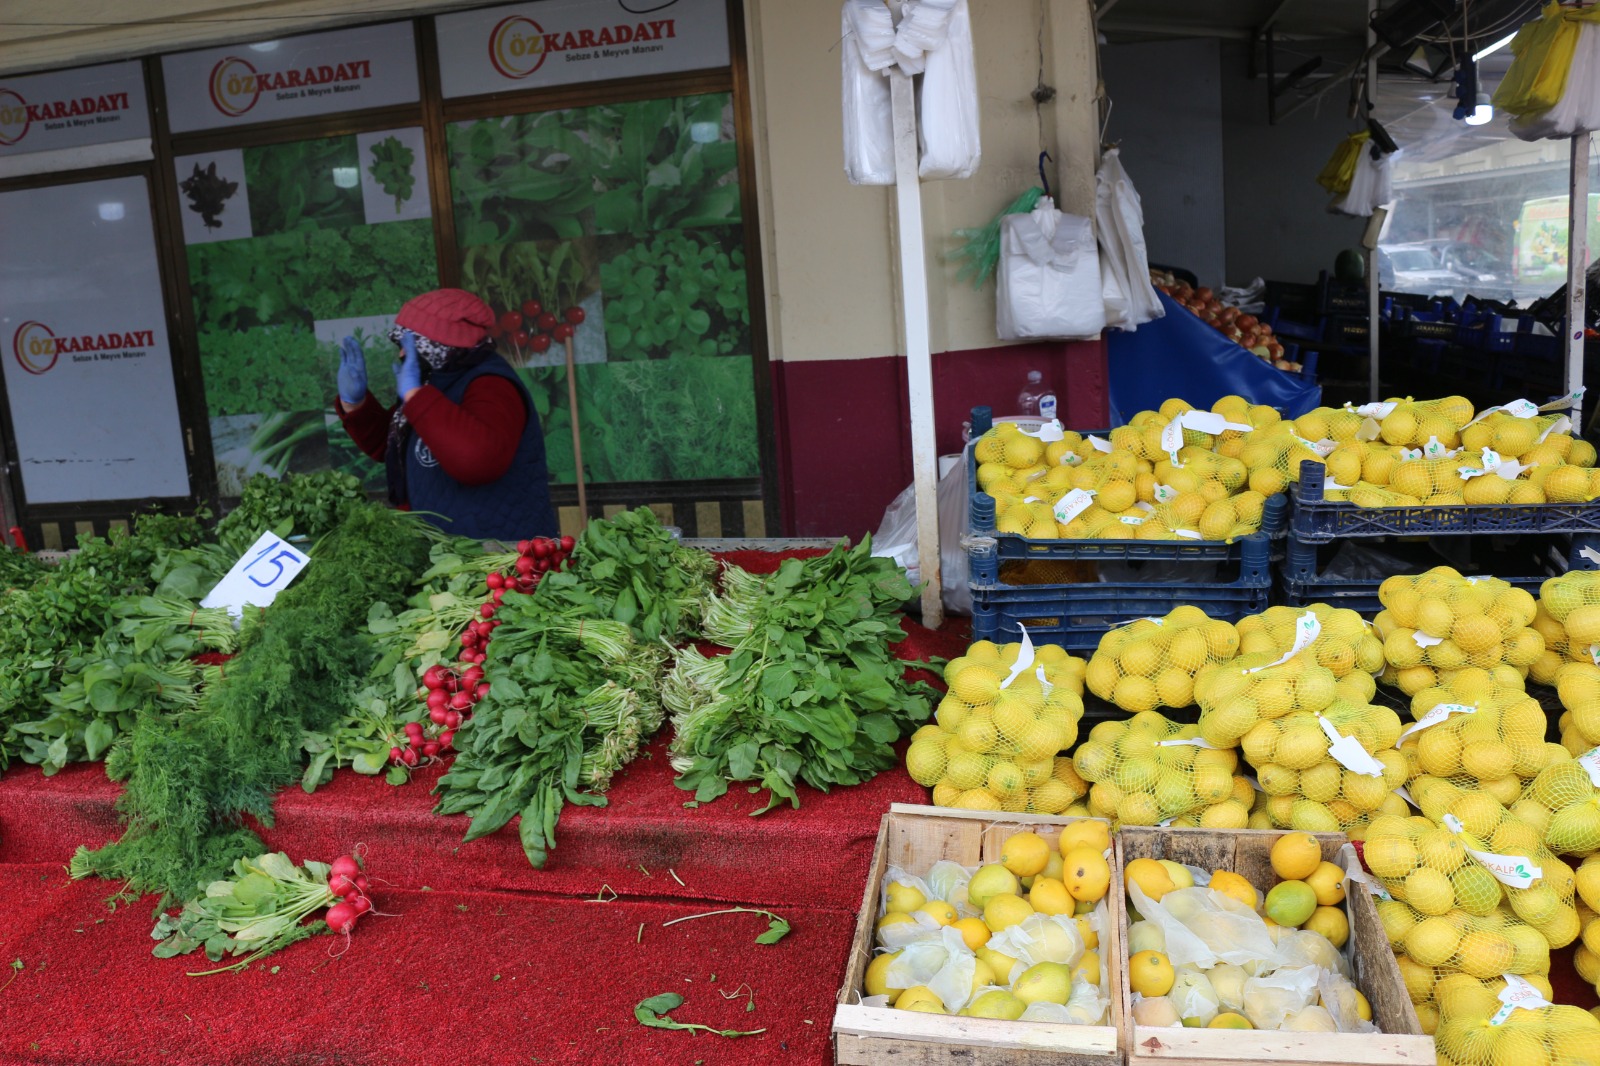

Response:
(916, 0), (980, 180)
(1512, 16), (1600, 140)
(1094, 148), (1164, 330)
(1331, 144), (1394, 217)
(841, 0), (895, 185)
(997, 196), (1106, 340)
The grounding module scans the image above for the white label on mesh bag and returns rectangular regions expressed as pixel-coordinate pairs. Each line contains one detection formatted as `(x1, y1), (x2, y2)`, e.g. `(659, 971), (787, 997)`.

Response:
(1318, 715), (1385, 777)
(1396, 703), (1476, 746)
(1413, 631), (1444, 648)
(1119, 515), (1147, 526)
(1156, 737), (1222, 749)
(1589, 644), (1600, 666)
(1035, 663), (1054, 699)
(1540, 388), (1585, 412)
(1173, 529), (1204, 540)
(1356, 417), (1382, 441)
(1062, 451), (1084, 466)
(1539, 416), (1572, 443)
(1424, 436), (1448, 459)
(1396, 785), (1419, 809)
(1458, 448), (1504, 480)
(1341, 843), (1391, 900)
(1019, 419), (1066, 443)
(1024, 496), (1042, 504)
(1000, 626), (1036, 690)
(1578, 747), (1600, 787)
(1442, 814), (1542, 888)
(1179, 410), (1252, 436)
(1053, 488), (1097, 525)
(1490, 974), (1553, 1024)
(1325, 479), (1353, 492)
(1242, 611), (1321, 674)
(1088, 435), (1113, 453)
(1134, 501), (1155, 512)
(1153, 483), (1178, 504)
(1502, 399), (1540, 419)
(1401, 447), (1423, 461)
(1495, 457), (1533, 481)
(1355, 401), (1398, 418)
(1160, 419), (1185, 464)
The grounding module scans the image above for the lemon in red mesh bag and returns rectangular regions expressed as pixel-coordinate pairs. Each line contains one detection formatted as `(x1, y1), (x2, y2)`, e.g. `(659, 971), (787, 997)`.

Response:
(1244, 698), (1407, 837)
(1407, 775), (1580, 947)
(916, 638), (1089, 814)
(1072, 711), (1241, 826)
(1396, 671), (1558, 804)
(1236, 604), (1385, 678)
(1085, 608), (1239, 713)
(1376, 569), (1544, 695)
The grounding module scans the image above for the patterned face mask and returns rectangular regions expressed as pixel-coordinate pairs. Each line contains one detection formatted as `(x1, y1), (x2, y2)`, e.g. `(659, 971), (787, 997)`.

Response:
(387, 325), (461, 370)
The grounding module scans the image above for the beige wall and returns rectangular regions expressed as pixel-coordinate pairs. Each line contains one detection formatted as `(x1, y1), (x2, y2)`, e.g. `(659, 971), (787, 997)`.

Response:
(2, 0), (1103, 366)
(744, 0), (1100, 363)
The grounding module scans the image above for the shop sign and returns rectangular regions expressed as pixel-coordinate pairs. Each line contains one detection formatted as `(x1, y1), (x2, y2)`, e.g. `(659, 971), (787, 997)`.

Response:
(0, 61), (149, 157)
(0, 177), (190, 503)
(162, 22), (419, 133)
(434, 0), (729, 98)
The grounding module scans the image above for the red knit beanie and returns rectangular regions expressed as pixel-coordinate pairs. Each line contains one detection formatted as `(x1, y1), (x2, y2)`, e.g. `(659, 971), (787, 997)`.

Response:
(395, 288), (495, 348)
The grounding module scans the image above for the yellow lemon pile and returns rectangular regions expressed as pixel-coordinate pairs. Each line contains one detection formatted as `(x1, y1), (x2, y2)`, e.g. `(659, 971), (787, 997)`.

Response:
(1191, 646), (1342, 749)
(915, 640), (1089, 814)
(1554, 663), (1600, 751)
(1398, 669), (1559, 799)
(1085, 607), (1240, 712)
(1244, 698), (1409, 837)
(1533, 571), (1600, 686)
(1375, 568), (1544, 695)
(1432, 989), (1600, 1066)
(1071, 712), (1251, 827)
(1235, 603), (1386, 678)
(1123, 834), (1371, 1033)
(869, 825), (1114, 1022)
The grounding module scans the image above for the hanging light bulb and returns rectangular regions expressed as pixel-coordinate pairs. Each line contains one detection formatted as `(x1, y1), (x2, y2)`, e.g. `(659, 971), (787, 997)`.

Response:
(1465, 92), (1494, 125)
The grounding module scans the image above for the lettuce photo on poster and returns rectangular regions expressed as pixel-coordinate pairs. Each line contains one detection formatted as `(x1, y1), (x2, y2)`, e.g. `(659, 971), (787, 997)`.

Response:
(597, 227), (749, 361)
(244, 136), (366, 236)
(519, 357), (758, 484)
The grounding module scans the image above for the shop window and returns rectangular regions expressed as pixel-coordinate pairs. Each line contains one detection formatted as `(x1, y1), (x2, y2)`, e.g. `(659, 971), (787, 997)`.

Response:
(447, 92), (758, 486)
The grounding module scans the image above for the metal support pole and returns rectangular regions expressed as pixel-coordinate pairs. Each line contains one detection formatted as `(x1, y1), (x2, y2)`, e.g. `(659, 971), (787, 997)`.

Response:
(1567, 132), (1590, 431)
(888, 67), (943, 627)
(1367, 0), (1381, 403)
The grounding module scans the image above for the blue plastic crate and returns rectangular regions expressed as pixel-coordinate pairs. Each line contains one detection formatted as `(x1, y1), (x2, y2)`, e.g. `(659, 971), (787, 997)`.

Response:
(969, 536), (1272, 653)
(1289, 460), (1600, 543)
(1278, 532), (1597, 613)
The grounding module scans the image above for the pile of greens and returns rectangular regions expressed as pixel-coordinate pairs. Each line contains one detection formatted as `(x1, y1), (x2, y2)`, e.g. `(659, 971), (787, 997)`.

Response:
(151, 852), (337, 974)
(665, 538), (934, 811)
(214, 469), (368, 553)
(71, 504), (435, 905)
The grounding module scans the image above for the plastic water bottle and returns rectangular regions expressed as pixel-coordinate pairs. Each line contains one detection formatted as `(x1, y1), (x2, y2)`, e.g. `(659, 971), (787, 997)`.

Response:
(1017, 370), (1057, 420)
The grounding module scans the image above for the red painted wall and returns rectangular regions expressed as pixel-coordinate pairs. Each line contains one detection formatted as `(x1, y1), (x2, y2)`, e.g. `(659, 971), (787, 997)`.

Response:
(771, 339), (1108, 537)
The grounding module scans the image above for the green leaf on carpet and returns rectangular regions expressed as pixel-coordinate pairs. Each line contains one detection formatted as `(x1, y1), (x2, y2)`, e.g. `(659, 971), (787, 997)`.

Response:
(633, 993), (765, 1038)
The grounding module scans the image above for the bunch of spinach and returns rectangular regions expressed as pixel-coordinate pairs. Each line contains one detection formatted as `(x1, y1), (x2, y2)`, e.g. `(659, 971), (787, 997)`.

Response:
(367, 136), (416, 214)
(598, 229), (749, 361)
(588, 94), (741, 236)
(215, 469), (368, 555)
(244, 136), (365, 236)
(665, 538), (934, 811)
(448, 113), (597, 245)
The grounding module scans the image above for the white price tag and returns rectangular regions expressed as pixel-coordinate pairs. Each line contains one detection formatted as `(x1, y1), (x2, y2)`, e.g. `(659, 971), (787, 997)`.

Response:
(1173, 529), (1204, 540)
(1153, 483), (1177, 504)
(1325, 479), (1353, 492)
(1243, 611), (1322, 674)
(1156, 737), (1223, 749)
(1118, 515), (1146, 526)
(1311, 437), (1337, 457)
(1179, 410), (1252, 436)
(1413, 631), (1443, 649)
(1538, 416), (1572, 443)
(1589, 644), (1600, 666)
(1442, 814), (1542, 888)
(1489, 974), (1552, 1025)
(1159, 419), (1185, 463)
(1000, 626), (1036, 690)
(1495, 457), (1533, 481)
(1088, 435), (1113, 453)
(1396, 786), (1419, 809)
(1023, 496), (1041, 504)
(1062, 451), (1084, 466)
(1423, 436), (1448, 459)
(1019, 419), (1066, 443)
(1540, 388), (1585, 412)
(1355, 401), (1398, 418)
(1355, 417), (1382, 441)
(1053, 488), (1098, 525)
(1396, 703), (1475, 746)
(1400, 448), (1423, 461)
(1503, 399), (1540, 419)
(200, 531), (311, 619)
(1035, 662), (1054, 699)
(1579, 746), (1600, 787)
(1318, 715), (1385, 777)
(1134, 501), (1155, 512)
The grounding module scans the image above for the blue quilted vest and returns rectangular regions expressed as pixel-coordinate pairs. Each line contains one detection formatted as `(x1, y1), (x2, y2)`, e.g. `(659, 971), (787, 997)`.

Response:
(403, 355), (557, 541)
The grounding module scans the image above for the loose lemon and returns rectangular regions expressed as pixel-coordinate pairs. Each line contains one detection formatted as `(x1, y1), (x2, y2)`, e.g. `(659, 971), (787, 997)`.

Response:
(1306, 861), (1347, 906)
(983, 892), (1034, 932)
(1208, 870), (1259, 911)
(965, 989), (1025, 1020)
(864, 951), (906, 998)
(1014, 961), (1073, 1005)
(1263, 880), (1318, 927)
(1063, 847), (1112, 902)
(967, 864), (1021, 909)
(885, 881), (926, 914)
(1125, 857), (1177, 903)
(1029, 875), (1074, 916)
(1074, 914), (1099, 951)
(1128, 950), (1175, 997)
(1000, 831), (1052, 877)
(1073, 950), (1101, 986)
(1057, 819), (1112, 856)
(952, 916), (991, 951)
(1270, 832), (1323, 880)
(894, 985), (945, 1013)
(915, 900), (957, 926)
(1303, 905), (1350, 948)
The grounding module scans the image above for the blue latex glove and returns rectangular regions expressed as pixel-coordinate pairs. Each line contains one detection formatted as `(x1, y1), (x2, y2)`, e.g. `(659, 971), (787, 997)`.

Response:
(394, 330), (423, 398)
(336, 336), (367, 405)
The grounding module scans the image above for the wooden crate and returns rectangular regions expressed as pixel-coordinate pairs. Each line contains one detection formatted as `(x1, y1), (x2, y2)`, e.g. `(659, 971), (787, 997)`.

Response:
(832, 803), (1124, 1066)
(1114, 826), (1433, 1066)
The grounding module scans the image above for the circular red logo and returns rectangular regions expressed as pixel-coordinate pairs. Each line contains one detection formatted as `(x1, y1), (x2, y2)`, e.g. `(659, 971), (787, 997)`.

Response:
(12, 321), (58, 375)
(208, 56), (260, 118)
(489, 16), (548, 79)
(0, 88), (30, 147)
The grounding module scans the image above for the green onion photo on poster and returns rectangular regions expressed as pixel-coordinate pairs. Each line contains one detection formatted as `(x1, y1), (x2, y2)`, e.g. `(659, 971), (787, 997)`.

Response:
(179, 131), (439, 495)
(447, 91), (758, 486)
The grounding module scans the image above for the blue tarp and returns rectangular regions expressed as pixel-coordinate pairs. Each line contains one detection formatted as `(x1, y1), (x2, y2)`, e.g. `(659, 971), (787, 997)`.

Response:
(1106, 292), (1321, 424)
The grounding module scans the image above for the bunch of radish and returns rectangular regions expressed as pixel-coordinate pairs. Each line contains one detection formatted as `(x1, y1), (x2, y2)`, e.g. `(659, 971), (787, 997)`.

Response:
(390, 535), (575, 769)
(491, 298), (588, 363)
(323, 852), (373, 937)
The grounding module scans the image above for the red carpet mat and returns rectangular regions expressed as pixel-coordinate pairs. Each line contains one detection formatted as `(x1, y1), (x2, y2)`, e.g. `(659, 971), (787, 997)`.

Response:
(0, 869), (855, 1066)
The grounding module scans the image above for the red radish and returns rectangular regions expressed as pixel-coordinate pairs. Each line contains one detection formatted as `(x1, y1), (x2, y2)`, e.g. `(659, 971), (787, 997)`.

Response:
(460, 631), (477, 648)
(389, 746), (403, 762)
(354, 874), (369, 892)
(330, 855), (361, 882)
(329, 872), (358, 896)
(498, 311), (522, 334)
(450, 691), (472, 712)
(560, 536), (575, 552)
(515, 556), (535, 575)
(400, 747), (419, 767)
(349, 895), (372, 915)
(439, 730), (456, 748)
(530, 334), (552, 354)
(536, 311), (557, 332)
(404, 721), (423, 736)
(521, 299), (543, 319)
(422, 741), (441, 758)
(325, 901), (360, 935)
(427, 689), (448, 711)
(492, 589), (505, 605)
(430, 706), (450, 725)
(423, 665), (445, 690)
(463, 665), (485, 682)
(444, 712), (461, 729)
(513, 329), (530, 348)
(486, 572), (503, 590)
(479, 603), (496, 619)
(476, 683), (491, 700)
(532, 539), (550, 559)
(565, 306), (585, 324)
(516, 540), (532, 554)
(552, 323), (574, 342)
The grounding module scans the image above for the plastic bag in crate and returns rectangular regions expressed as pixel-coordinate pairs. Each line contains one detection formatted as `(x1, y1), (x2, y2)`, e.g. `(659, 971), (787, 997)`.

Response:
(1085, 607), (1240, 712)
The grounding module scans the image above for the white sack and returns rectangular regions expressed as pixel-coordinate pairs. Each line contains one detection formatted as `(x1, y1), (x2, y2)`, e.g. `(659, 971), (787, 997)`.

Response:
(997, 196), (1106, 340)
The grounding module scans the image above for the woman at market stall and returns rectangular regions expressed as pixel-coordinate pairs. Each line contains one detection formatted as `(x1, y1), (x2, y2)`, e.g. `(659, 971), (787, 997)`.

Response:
(334, 287), (557, 540)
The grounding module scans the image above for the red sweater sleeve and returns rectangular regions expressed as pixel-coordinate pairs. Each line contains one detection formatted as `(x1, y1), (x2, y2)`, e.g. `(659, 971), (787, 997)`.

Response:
(337, 394), (394, 461)
(404, 376), (528, 486)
